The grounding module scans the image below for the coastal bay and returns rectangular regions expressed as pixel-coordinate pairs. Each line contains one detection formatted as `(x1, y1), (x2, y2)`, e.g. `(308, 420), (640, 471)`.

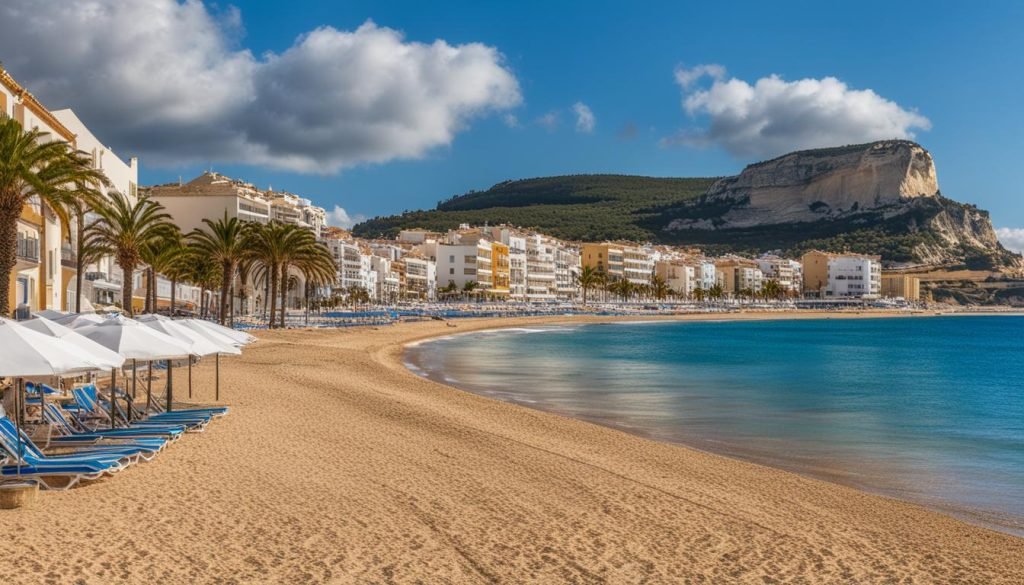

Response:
(3, 313), (1022, 584)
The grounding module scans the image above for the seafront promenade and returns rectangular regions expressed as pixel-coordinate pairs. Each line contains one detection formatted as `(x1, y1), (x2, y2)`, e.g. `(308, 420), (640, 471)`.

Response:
(3, 313), (1021, 584)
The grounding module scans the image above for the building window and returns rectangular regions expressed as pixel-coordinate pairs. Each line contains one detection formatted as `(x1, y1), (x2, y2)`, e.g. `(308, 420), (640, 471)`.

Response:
(449, 255), (455, 263)
(449, 268), (454, 275)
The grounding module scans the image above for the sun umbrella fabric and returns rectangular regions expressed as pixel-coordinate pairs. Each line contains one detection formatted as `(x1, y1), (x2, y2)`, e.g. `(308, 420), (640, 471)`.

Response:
(54, 313), (105, 330)
(75, 315), (192, 361)
(137, 316), (238, 356)
(183, 319), (256, 346)
(33, 309), (67, 320)
(174, 320), (245, 353)
(19, 317), (126, 370)
(0, 319), (107, 376)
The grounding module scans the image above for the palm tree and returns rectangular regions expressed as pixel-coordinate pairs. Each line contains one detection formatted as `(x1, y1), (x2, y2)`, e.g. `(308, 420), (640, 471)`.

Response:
(0, 117), (108, 311)
(85, 193), (175, 316)
(650, 274), (670, 301)
(188, 212), (247, 325)
(576, 265), (602, 305)
(708, 283), (724, 301)
(149, 232), (189, 315)
(762, 279), (783, 301)
(693, 286), (705, 302)
(243, 222), (329, 328)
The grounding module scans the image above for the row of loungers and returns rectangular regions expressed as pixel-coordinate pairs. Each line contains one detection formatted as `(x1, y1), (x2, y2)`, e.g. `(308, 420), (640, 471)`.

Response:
(0, 383), (227, 490)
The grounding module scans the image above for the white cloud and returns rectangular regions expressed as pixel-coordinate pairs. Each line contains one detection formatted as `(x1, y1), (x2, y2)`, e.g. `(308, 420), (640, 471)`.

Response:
(502, 113), (520, 128)
(536, 111), (559, 132)
(666, 64), (931, 158)
(572, 102), (595, 133)
(674, 64), (726, 89)
(326, 206), (366, 229)
(996, 228), (1024, 253)
(0, 2), (521, 173)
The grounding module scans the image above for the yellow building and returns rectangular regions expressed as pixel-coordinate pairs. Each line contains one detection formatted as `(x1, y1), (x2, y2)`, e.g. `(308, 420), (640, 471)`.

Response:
(800, 250), (832, 296)
(490, 242), (510, 294)
(1, 66), (77, 315)
(881, 274), (921, 301)
(581, 243), (624, 280)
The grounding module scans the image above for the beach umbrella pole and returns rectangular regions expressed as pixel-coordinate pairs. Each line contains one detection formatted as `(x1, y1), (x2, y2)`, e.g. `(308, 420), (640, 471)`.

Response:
(15, 379), (22, 476)
(216, 353), (220, 402)
(166, 359), (173, 412)
(130, 359), (137, 423)
(146, 361), (153, 414)
(188, 357), (192, 399)
(110, 368), (117, 429)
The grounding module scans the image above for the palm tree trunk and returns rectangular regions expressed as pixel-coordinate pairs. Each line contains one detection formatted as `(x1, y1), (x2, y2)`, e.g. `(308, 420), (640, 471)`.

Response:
(122, 262), (134, 316)
(268, 267), (278, 329)
(279, 265), (287, 329)
(0, 205), (20, 316)
(219, 260), (231, 325)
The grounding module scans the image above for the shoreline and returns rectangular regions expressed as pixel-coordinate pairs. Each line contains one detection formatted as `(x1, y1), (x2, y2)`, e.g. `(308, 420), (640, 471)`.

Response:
(400, 311), (1024, 537)
(3, 310), (1022, 583)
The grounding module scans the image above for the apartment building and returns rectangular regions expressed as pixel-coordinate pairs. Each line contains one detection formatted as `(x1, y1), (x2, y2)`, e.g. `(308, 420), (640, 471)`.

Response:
(801, 251), (882, 299)
(715, 258), (764, 296)
(401, 255), (437, 300)
(581, 243), (624, 282)
(880, 273), (921, 301)
(655, 259), (697, 297)
(525, 234), (558, 301)
(755, 255), (803, 293)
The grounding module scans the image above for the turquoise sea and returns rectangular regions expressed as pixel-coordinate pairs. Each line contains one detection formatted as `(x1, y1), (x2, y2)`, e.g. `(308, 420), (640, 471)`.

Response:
(405, 316), (1024, 535)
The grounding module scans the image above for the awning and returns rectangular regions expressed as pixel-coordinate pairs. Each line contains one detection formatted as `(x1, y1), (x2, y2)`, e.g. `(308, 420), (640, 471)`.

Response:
(89, 280), (122, 291)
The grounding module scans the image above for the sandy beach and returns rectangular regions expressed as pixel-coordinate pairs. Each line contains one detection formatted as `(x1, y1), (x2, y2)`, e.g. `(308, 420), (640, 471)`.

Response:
(3, 312), (1022, 584)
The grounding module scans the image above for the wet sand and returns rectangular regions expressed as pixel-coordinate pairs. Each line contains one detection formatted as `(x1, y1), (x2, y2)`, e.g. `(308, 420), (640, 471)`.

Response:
(2, 311), (1022, 583)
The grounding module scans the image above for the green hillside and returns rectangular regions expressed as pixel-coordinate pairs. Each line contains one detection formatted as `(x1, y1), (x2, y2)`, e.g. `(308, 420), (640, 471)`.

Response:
(352, 175), (716, 242)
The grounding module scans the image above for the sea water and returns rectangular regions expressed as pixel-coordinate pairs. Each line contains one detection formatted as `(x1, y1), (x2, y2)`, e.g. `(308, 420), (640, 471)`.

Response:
(405, 316), (1024, 535)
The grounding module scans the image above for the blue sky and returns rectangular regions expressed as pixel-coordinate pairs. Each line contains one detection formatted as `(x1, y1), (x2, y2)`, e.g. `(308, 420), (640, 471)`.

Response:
(3, 1), (1023, 246)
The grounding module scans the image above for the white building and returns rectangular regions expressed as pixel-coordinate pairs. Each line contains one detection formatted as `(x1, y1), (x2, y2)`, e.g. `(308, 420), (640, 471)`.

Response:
(755, 255), (803, 293)
(827, 256), (882, 298)
(656, 260), (697, 297)
(401, 256), (436, 300)
(524, 234), (557, 301)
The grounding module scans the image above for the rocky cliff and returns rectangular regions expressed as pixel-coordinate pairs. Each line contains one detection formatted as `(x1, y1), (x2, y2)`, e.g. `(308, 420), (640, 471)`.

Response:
(665, 141), (1021, 269)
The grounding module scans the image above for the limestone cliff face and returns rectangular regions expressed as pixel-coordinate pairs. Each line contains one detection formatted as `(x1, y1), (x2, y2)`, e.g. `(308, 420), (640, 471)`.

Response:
(676, 141), (938, 228)
(665, 141), (1022, 269)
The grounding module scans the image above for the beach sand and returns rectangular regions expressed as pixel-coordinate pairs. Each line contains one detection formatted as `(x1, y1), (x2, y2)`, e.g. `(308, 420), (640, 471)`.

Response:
(2, 312), (1022, 584)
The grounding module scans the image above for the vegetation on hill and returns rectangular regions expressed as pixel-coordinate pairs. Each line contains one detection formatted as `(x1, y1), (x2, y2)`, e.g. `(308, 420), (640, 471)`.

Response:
(352, 175), (716, 242)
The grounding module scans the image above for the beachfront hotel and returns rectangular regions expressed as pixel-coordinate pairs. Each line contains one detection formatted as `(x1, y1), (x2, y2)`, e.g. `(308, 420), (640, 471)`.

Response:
(801, 250), (883, 299)
(880, 273), (922, 301)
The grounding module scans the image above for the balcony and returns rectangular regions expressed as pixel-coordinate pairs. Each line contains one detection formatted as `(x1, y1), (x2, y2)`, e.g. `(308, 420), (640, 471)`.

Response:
(16, 234), (40, 264)
(61, 244), (77, 268)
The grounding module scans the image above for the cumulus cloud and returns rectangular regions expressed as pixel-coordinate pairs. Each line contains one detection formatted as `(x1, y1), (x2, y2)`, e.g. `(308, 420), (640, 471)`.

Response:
(572, 102), (595, 133)
(326, 206), (366, 230)
(665, 64), (931, 158)
(0, 1), (521, 173)
(502, 113), (520, 128)
(996, 228), (1024, 253)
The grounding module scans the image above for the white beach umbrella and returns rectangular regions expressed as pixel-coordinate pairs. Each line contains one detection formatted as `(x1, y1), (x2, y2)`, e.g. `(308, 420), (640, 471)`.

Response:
(77, 315), (196, 421)
(0, 318), (108, 471)
(184, 319), (256, 346)
(138, 315), (240, 400)
(75, 315), (192, 361)
(138, 317), (237, 357)
(33, 309), (68, 320)
(20, 316), (126, 370)
(175, 319), (245, 351)
(54, 313), (105, 330)
(0, 318), (107, 377)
